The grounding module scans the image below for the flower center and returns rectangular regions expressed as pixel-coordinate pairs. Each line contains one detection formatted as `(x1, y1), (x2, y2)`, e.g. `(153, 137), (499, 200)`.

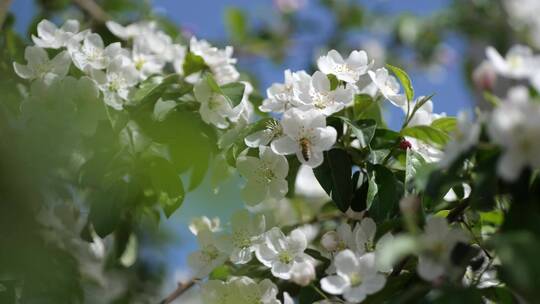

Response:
(232, 231), (252, 248)
(202, 244), (220, 262)
(349, 272), (363, 287)
(278, 251), (293, 264)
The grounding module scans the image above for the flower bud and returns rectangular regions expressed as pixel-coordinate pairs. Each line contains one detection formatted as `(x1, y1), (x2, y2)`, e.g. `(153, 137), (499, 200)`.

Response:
(321, 231), (340, 252)
(399, 195), (420, 215)
(472, 61), (497, 91)
(290, 259), (316, 286)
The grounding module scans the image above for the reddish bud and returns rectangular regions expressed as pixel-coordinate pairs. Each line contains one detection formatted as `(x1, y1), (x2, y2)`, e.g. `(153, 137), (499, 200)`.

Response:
(399, 139), (412, 150)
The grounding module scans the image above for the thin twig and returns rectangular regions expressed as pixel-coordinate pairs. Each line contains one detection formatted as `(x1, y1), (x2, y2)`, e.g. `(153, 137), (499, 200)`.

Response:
(72, 0), (110, 23)
(160, 280), (196, 304)
(0, 0), (12, 29)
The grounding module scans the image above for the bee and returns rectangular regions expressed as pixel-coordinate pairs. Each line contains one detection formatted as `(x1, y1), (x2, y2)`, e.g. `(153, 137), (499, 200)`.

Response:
(299, 138), (311, 161)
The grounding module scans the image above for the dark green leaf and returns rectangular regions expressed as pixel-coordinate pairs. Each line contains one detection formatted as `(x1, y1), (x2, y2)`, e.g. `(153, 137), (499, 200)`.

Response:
(149, 158), (185, 217)
(314, 149), (353, 212)
(221, 82), (246, 106)
(327, 74), (339, 90)
(368, 165), (400, 221)
(183, 52), (207, 76)
(338, 116), (377, 148)
(88, 182), (128, 237)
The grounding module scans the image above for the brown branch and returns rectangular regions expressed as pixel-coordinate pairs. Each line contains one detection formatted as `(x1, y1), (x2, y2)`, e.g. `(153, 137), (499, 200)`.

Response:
(0, 0), (12, 29)
(160, 280), (196, 304)
(72, 0), (110, 23)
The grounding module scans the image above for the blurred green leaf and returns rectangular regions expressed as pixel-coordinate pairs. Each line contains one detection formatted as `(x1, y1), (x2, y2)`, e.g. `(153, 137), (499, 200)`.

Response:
(387, 64), (414, 102)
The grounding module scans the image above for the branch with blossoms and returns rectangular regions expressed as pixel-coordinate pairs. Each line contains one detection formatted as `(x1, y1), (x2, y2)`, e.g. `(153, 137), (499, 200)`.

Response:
(10, 17), (540, 304)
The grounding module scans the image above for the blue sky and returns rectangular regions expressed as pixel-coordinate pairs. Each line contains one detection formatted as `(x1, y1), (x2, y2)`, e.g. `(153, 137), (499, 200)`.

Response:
(10, 0), (472, 285)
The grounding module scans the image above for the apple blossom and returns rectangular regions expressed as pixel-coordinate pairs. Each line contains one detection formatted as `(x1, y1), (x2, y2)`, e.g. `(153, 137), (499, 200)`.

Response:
(440, 111), (481, 168)
(321, 250), (386, 303)
(295, 71), (354, 116)
(255, 227), (310, 280)
(193, 79), (234, 129)
(216, 210), (266, 264)
(13, 46), (71, 82)
(90, 56), (139, 110)
(70, 33), (127, 71)
(317, 49), (372, 83)
(271, 108), (337, 167)
(368, 67), (407, 107)
(32, 19), (88, 49)
(236, 147), (289, 205)
(486, 45), (539, 79)
(188, 229), (229, 278)
(259, 69), (310, 113)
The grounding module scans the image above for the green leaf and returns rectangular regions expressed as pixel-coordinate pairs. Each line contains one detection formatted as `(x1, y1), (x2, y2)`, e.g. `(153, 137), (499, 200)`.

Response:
(221, 82), (246, 106)
(183, 52), (207, 76)
(387, 63), (414, 102)
(148, 157), (185, 217)
(88, 182), (128, 237)
(226, 8), (247, 41)
(132, 74), (181, 106)
(368, 165), (400, 221)
(314, 149), (353, 212)
(401, 125), (450, 147)
(338, 117), (377, 148)
(153, 99), (177, 121)
(405, 149), (427, 194)
(327, 74), (339, 90)
(371, 129), (401, 150)
(431, 117), (457, 134)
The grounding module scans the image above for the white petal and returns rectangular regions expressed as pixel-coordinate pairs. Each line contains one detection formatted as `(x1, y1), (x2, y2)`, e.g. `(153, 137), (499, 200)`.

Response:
(271, 261), (292, 279)
(288, 229), (307, 254)
(313, 127), (337, 150)
(13, 63), (33, 79)
(269, 179), (288, 199)
(417, 255), (445, 281)
(497, 149), (525, 181)
(321, 275), (349, 295)
(312, 71), (331, 92)
(334, 249), (359, 277)
(362, 274), (386, 294)
(271, 136), (298, 155)
(256, 244), (278, 267)
(343, 286), (368, 303)
(241, 180), (268, 206)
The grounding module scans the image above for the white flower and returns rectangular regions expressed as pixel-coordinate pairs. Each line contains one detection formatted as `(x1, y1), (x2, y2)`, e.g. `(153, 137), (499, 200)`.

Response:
(406, 98), (444, 126)
(321, 222), (355, 253)
(91, 57), (139, 110)
(237, 147), (289, 205)
(13, 46), (71, 82)
(487, 86), (540, 181)
(32, 19), (88, 49)
(216, 210), (266, 264)
(131, 40), (165, 80)
(255, 227), (310, 280)
(188, 229), (229, 278)
(368, 68), (407, 107)
(271, 108), (337, 167)
(321, 250), (386, 303)
(472, 60), (497, 91)
(486, 45), (539, 79)
(245, 119), (284, 148)
(193, 79), (234, 129)
(189, 216), (221, 235)
(230, 277), (281, 304)
(70, 33), (126, 71)
(260, 69), (310, 113)
(106, 21), (158, 40)
(417, 217), (468, 281)
(440, 112), (480, 168)
(190, 37), (240, 85)
(172, 44), (187, 74)
(295, 71), (354, 116)
(317, 49), (372, 83)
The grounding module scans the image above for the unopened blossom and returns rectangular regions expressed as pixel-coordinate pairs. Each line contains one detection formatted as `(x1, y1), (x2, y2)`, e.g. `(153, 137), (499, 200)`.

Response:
(188, 229), (229, 278)
(237, 147), (289, 205)
(486, 45), (539, 79)
(91, 56), (139, 110)
(321, 250), (386, 303)
(487, 86), (540, 181)
(271, 108), (337, 168)
(321, 222), (355, 253)
(472, 60), (497, 91)
(13, 46), (71, 82)
(440, 111), (480, 168)
(368, 67), (407, 107)
(260, 69), (310, 113)
(70, 33), (126, 71)
(193, 79), (234, 129)
(32, 19), (88, 49)
(216, 210), (266, 264)
(317, 49), (372, 83)
(290, 256), (317, 286)
(417, 217), (469, 281)
(255, 227), (310, 280)
(295, 71), (354, 116)
(229, 277), (281, 304)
